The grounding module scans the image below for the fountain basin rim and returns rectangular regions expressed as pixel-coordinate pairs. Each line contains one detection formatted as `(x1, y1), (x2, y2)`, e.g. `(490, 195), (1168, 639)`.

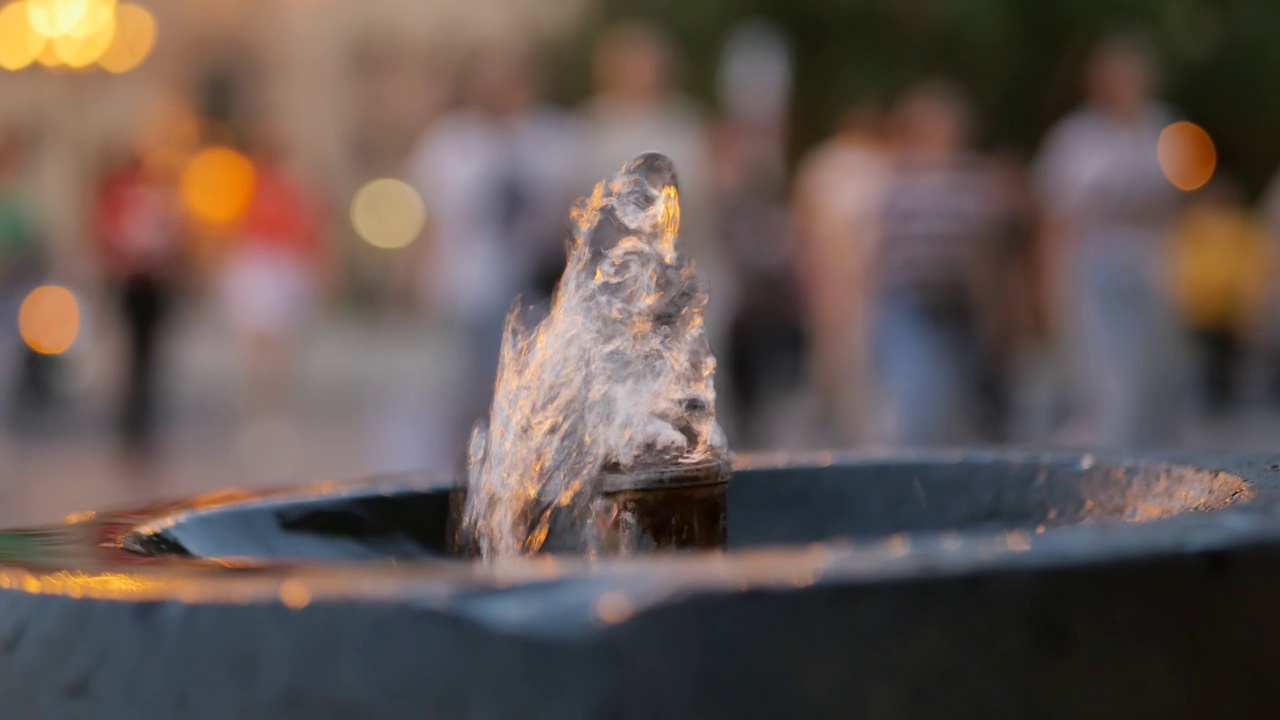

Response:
(124, 446), (1264, 526)
(0, 506), (1276, 640)
(0, 449), (1273, 633)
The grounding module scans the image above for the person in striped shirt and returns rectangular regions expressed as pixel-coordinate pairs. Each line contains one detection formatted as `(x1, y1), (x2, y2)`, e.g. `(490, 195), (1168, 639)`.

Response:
(869, 80), (1010, 446)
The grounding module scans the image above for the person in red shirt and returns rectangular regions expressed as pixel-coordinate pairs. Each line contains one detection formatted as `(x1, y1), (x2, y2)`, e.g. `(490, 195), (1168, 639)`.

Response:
(217, 145), (331, 423)
(96, 152), (184, 456)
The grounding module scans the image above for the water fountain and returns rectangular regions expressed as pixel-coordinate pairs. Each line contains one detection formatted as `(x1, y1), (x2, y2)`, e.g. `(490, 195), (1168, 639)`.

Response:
(3, 155), (1280, 718)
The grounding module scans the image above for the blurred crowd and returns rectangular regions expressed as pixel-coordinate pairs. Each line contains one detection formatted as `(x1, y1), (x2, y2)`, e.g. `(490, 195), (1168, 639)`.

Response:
(4, 20), (1280, 478)
(794, 34), (1280, 451)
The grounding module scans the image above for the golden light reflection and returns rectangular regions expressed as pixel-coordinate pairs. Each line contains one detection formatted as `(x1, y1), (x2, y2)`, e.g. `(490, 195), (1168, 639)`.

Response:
(595, 591), (633, 624)
(278, 579), (312, 609)
(886, 533), (909, 557)
(1006, 530), (1032, 552)
(64, 509), (96, 524)
(350, 178), (426, 250)
(180, 146), (256, 226)
(0, 2), (44, 70)
(18, 284), (80, 355)
(1158, 121), (1217, 192)
(94, 1), (153, 73)
(4, 570), (162, 597)
(0, 567), (378, 606)
(657, 184), (680, 261)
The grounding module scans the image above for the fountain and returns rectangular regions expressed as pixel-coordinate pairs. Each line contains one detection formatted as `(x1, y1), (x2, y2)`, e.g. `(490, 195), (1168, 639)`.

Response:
(3, 156), (1280, 718)
(460, 152), (728, 558)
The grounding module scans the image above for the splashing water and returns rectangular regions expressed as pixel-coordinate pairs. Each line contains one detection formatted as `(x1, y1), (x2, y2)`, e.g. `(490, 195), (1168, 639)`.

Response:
(462, 153), (726, 559)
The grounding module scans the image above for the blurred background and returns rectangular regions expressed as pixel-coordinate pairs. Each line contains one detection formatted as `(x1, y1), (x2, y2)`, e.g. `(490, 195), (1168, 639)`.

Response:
(1, 0), (1278, 525)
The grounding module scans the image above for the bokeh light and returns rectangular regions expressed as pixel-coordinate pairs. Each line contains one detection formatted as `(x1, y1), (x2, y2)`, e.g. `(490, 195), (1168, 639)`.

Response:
(180, 146), (257, 227)
(63, 0), (115, 38)
(1158, 121), (1217, 192)
(25, 0), (103, 39)
(24, 0), (61, 38)
(1, 0), (147, 72)
(52, 6), (114, 68)
(18, 285), (80, 355)
(96, 2), (153, 73)
(0, 2), (44, 71)
(277, 579), (311, 610)
(350, 178), (426, 249)
(35, 33), (62, 67)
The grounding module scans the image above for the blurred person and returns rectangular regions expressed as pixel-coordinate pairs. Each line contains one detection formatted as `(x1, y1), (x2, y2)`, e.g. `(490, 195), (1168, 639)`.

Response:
(792, 101), (889, 444)
(718, 128), (803, 446)
(1248, 169), (1280, 405)
(405, 40), (578, 465)
(576, 21), (737, 400)
(96, 151), (185, 457)
(0, 134), (52, 425)
(988, 149), (1054, 442)
(1034, 35), (1184, 447)
(714, 20), (805, 446)
(1172, 177), (1270, 415)
(218, 141), (331, 427)
(869, 81), (1008, 446)
(979, 149), (1038, 439)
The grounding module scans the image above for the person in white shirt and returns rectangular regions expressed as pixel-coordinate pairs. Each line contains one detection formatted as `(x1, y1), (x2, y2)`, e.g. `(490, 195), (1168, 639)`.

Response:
(792, 102), (889, 444)
(1033, 35), (1184, 447)
(405, 41), (579, 463)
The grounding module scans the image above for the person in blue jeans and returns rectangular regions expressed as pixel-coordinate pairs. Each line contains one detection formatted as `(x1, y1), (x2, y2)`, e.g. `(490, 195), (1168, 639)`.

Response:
(870, 81), (1008, 446)
(1033, 36), (1183, 447)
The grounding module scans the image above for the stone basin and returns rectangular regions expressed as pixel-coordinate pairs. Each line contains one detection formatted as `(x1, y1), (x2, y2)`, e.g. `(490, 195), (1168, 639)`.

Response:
(1, 450), (1277, 718)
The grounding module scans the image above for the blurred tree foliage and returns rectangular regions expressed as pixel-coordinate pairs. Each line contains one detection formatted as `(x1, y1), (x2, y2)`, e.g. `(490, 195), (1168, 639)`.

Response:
(553, 0), (1280, 195)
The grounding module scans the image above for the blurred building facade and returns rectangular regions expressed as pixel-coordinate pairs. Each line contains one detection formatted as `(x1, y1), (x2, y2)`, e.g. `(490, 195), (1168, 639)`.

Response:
(0, 0), (588, 290)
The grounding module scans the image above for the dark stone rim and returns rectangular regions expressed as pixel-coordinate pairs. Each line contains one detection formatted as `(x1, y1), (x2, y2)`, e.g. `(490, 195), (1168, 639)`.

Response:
(0, 448), (1276, 636)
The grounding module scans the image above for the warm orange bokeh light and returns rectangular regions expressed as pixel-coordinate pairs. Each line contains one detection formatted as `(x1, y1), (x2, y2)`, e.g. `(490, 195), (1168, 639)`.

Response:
(277, 579), (312, 610)
(95, 1), (153, 74)
(180, 146), (257, 227)
(28, 0), (112, 37)
(18, 285), (80, 355)
(1158, 121), (1217, 192)
(0, 2), (44, 71)
(35, 34), (63, 67)
(24, 0), (61, 38)
(52, 7), (114, 68)
(3, 0), (132, 72)
(64, 0), (115, 38)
